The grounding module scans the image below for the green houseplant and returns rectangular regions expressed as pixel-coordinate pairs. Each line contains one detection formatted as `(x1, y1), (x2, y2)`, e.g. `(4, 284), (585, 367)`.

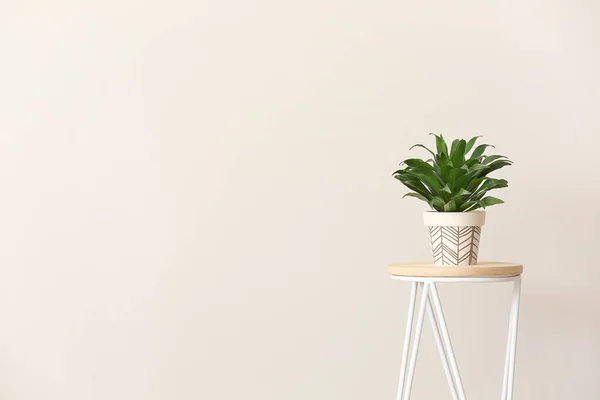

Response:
(393, 134), (512, 265)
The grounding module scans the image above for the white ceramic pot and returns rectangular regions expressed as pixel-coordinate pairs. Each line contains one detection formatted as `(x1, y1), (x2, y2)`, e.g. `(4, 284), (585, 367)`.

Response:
(423, 211), (486, 266)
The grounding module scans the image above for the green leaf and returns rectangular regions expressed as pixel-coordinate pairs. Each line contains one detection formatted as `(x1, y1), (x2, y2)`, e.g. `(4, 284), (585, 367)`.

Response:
(467, 163), (491, 179)
(404, 171), (443, 192)
(440, 164), (453, 182)
(409, 144), (436, 158)
(449, 139), (460, 156)
(444, 199), (457, 212)
(439, 184), (453, 201)
(452, 188), (471, 204)
(448, 168), (467, 192)
(471, 144), (494, 158)
(450, 140), (467, 167)
(441, 184), (452, 194)
(470, 144), (495, 159)
(430, 133), (448, 155)
(486, 159), (513, 174)
(406, 159), (437, 170)
(457, 201), (477, 212)
(436, 153), (452, 171)
(401, 162), (443, 189)
(477, 178), (508, 193)
(393, 173), (433, 199)
(430, 196), (446, 211)
(477, 196), (504, 208)
(402, 158), (433, 168)
(465, 136), (482, 154)
(482, 155), (509, 165)
(456, 176), (470, 192)
(465, 158), (479, 168)
(467, 178), (508, 202)
(403, 192), (429, 202)
(448, 167), (467, 181)
(466, 177), (486, 192)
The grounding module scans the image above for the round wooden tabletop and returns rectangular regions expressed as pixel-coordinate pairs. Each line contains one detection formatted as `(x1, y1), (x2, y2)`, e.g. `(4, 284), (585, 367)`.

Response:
(388, 262), (523, 278)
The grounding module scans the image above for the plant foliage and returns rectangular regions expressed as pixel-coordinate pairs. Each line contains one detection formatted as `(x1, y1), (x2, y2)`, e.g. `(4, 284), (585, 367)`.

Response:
(393, 134), (512, 212)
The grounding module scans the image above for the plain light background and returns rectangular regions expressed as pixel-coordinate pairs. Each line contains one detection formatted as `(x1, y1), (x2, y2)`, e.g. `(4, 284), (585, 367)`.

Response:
(0, 1), (598, 399)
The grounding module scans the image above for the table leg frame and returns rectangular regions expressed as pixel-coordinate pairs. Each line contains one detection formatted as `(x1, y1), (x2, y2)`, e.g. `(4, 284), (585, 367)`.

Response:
(395, 277), (522, 400)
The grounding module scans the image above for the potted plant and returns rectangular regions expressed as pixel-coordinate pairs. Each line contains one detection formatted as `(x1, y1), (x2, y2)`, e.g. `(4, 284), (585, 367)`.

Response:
(393, 134), (512, 266)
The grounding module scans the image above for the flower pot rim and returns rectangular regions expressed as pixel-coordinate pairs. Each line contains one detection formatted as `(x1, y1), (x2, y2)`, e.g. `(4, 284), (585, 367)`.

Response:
(423, 210), (485, 214)
(423, 210), (486, 226)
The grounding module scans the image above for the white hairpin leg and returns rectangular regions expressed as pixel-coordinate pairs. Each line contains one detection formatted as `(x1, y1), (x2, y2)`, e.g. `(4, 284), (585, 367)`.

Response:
(396, 282), (418, 400)
(501, 277), (521, 400)
(394, 276), (521, 400)
(501, 300), (514, 399)
(402, 283), (430, 400)
(426, 287), (459, 400)
(430, 283), (467, 400)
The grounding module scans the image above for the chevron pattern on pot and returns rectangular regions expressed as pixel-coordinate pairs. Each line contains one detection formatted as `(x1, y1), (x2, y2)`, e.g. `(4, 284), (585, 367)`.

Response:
(428, 226), (482, 266)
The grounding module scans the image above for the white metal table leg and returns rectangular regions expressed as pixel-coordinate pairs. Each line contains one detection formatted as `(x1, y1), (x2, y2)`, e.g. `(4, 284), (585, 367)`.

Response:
(501, 277), (521, 400)
(394, 276), (522, 400)
(402, 283), (430, 400)
(396, 282), (418, 400)
(501, 288), (514, 400)
(426, 287), (459, 400)
(430, 283), (467, 400)
(501, 308), (513, 399)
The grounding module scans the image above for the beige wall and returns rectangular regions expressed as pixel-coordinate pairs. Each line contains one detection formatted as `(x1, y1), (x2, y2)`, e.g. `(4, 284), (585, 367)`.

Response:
(0, 1), (598, 399)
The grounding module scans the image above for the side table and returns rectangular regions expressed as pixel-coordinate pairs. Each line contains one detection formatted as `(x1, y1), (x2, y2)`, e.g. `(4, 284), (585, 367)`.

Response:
(388, 262), (523, 400)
